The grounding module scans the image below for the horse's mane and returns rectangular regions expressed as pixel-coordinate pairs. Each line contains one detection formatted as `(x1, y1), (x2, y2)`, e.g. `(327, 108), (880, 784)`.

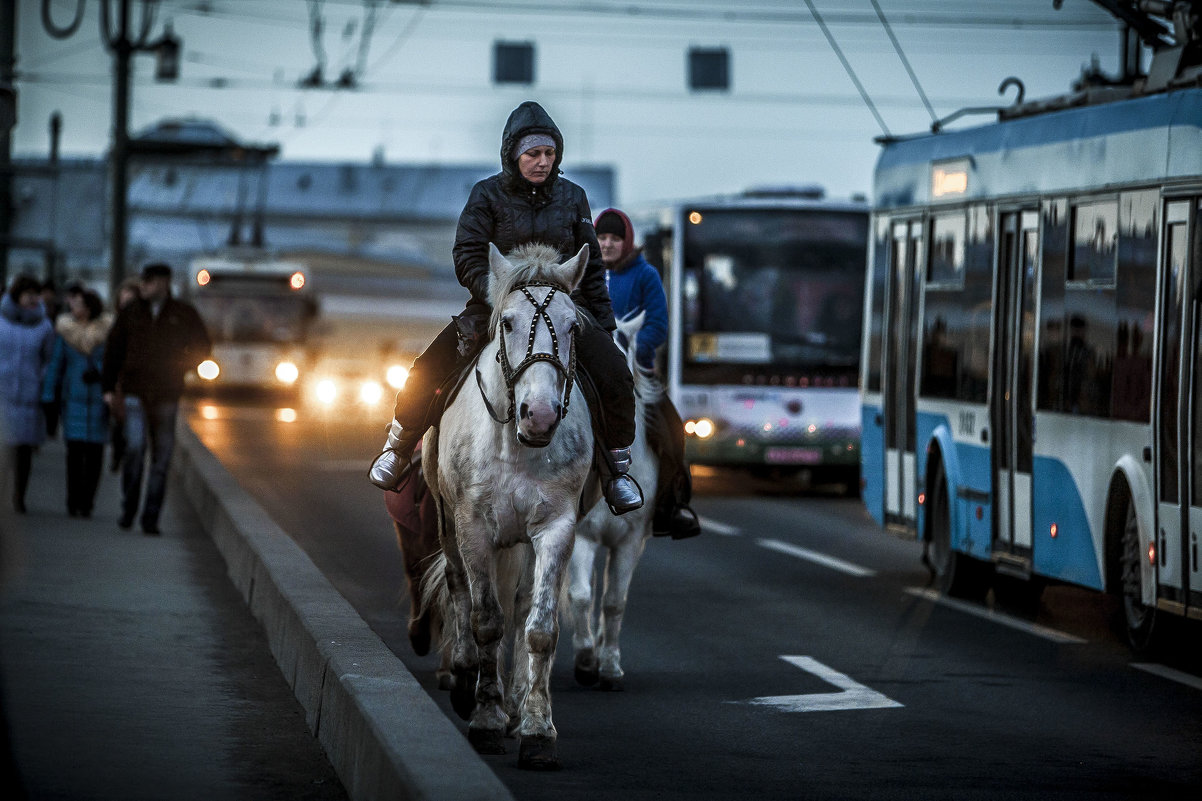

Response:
(613, 311), (664, 427)
(488, 243), (583, 333)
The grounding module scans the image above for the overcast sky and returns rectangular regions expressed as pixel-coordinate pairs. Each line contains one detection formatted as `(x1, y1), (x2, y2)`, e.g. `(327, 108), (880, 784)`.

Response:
(14, 0), (1125, 207)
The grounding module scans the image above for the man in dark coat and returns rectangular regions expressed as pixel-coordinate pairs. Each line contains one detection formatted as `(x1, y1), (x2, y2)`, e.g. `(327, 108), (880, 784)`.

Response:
(370, 101), (642, 515)
(102, 263), (210, 534)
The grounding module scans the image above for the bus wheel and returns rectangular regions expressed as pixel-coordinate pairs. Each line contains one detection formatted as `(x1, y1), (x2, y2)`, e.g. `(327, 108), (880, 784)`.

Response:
(1119, 494), (1157, 652)
(927, 461), (989, 601)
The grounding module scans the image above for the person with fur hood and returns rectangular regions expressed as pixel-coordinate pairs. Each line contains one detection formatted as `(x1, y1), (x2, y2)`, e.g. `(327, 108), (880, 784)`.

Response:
(42, 288), (112, 517)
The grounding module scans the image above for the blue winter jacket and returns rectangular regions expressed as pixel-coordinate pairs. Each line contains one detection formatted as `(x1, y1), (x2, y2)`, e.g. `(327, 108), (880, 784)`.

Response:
(41, 313), (112, 444)
(0, 294), (55, 446)
(606, 251), (668, 371)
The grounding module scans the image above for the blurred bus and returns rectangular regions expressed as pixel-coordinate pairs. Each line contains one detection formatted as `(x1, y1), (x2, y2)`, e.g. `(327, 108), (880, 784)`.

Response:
(636, 187), (869, 489)
(186, 252), (318, 396)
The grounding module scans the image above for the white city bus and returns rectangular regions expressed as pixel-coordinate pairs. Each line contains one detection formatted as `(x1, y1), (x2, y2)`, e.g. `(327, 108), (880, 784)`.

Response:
(187, 252), (318, 395)
(636, 188), (869, 488)
(860, 43), (1202, 646)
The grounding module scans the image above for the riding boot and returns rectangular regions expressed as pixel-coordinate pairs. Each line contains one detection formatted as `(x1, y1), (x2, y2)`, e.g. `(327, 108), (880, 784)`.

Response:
(604, 447), (644, 515)
(368, 420), (424, 490)
(653, 504), (702, 539)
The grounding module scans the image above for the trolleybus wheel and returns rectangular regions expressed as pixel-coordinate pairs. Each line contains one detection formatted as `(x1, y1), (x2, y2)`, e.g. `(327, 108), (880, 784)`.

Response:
(927, 460), (989, 601)
(1119, 494), (1157, 652)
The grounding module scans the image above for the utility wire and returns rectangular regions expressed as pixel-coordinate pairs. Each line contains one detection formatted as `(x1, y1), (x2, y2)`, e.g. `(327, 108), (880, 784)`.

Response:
(870, 0), (937, 123)
(803, 0), (890, 138)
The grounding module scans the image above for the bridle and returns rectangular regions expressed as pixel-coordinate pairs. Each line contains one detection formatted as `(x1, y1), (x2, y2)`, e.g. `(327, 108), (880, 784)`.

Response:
(477, 282), (578, 425)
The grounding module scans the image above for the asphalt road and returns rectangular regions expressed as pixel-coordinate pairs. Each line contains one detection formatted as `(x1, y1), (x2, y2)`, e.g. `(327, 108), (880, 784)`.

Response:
(187, 399), (1202, 801)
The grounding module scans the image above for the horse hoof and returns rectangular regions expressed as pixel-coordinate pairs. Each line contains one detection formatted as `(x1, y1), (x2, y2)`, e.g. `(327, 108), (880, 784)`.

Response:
(468, 726), (506, 755)
(598, 676), (624, 692)
(450, 671), (477, 720)
(518, 735), (560, 771)
(407, 618), (431, 656)
(574, 649), (599, 686)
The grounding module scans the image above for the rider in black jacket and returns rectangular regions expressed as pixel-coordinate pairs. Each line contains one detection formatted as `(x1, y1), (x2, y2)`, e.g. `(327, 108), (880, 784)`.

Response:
(370, 101), (642, 515)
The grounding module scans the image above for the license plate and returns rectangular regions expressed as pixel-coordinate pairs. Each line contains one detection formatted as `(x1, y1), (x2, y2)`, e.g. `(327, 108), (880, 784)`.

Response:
(765, 447), (821, 465)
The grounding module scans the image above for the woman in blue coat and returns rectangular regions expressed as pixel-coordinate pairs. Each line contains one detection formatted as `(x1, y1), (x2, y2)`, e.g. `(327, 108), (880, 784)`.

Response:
(42, 289), (111, 517)
(1, 274), (55, 513)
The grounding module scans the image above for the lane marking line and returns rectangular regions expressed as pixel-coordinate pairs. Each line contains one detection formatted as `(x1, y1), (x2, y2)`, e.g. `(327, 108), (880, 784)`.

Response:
(698, 515), (741, 536)
(904, 587), (1087, 644)
(1130, 662), (1202, 691)
(744, 656), (903, 712)
(757, 538), (876, 578)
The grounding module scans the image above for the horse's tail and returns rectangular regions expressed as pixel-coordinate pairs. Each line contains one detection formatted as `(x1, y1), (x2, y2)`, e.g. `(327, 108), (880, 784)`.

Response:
(418, 550), (451, 649)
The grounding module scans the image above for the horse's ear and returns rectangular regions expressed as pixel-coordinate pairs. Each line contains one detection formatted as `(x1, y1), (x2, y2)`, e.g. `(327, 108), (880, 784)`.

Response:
(487, 242), (512, 300)
(562, 243), (589, 292)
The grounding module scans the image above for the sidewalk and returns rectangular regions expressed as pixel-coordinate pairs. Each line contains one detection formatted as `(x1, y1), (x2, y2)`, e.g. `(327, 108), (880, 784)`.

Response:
(0, 435), (347, 800)
(0, 425), (514, 801)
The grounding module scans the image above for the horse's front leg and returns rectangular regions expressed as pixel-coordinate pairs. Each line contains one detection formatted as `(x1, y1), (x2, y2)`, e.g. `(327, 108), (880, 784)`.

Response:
(437, 511), (478, 721)
(567, 533), (600, 686)
(460, 539), (508, 755)
(597, 534), (648, 691)
(518, 516), (575, 770)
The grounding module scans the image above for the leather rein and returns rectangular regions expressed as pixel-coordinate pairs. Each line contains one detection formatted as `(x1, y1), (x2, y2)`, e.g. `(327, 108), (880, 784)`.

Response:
(476, 282), (578, 425)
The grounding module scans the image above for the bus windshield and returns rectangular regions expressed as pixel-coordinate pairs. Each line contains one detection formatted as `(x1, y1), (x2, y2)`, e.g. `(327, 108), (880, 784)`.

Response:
(681, 209), (867, 382)
(193, 283), (314, 344)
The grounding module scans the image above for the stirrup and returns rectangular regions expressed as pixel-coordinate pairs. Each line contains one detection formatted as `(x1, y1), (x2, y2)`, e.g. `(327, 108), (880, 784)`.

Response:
(604, 474), (643, 516)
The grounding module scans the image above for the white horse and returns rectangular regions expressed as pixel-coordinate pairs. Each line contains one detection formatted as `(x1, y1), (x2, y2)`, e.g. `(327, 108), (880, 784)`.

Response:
(422, 241), (598, 770)
(566, 311), (659, 691)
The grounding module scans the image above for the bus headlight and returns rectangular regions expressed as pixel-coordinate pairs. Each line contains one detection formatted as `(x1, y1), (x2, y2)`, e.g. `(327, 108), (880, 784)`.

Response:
(315, 379), (338, 405)
(197, 360), (220, 381)
(275, 361), (300, 385)
(386, 364), (409, 389)
(684, 417), (715, 439)
(359, 379), (384, 406)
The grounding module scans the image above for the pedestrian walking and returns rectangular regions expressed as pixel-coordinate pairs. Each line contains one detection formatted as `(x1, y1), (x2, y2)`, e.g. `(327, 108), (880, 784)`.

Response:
(101, 264), (211, 535)
(107, 277), (142, 473)
(41, 289), (112, 518)
(0, 275), (56, 513)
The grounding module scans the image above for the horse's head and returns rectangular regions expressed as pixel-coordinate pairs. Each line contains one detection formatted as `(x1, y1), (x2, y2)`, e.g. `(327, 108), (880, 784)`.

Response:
(486, 242), (588, 447)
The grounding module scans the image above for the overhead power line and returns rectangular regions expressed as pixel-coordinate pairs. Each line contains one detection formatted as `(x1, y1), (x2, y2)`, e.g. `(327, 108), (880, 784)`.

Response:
(871, 0), (937, 123)
(803, 0), (890, 138)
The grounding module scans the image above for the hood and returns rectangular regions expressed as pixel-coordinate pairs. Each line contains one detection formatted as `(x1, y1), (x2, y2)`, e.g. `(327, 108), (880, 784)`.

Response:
(595, 207), (636, 267)
(56, 312), (112, 355)
(500, 101), (564, 188)
(1, 293), (47, 327)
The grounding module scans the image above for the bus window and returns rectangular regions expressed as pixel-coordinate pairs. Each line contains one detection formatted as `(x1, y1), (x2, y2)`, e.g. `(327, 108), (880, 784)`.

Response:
(928, 212), (966, 286)
(1069, 200), (1118, 285)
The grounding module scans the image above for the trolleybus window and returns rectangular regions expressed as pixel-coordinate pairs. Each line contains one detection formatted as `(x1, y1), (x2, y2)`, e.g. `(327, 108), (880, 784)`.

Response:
(1069, 200), (1118, 285)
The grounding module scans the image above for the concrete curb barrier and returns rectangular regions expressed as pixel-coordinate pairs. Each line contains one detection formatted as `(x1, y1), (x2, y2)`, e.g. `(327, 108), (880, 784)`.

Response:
(172, 423), (515, 801)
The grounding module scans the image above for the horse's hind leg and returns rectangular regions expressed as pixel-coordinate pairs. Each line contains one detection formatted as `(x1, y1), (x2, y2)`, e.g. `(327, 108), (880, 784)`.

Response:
(518, 520), (574, 770)
(597, 534), (648, 691)
(567, 535), (600, 686)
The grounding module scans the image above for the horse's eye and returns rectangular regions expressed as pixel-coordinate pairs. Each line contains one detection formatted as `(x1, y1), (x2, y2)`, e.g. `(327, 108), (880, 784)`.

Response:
(501, 319), (513, 333)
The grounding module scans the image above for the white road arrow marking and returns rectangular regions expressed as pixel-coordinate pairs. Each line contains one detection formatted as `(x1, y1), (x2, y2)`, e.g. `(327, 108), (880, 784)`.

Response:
(744, 656), (903, 713)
